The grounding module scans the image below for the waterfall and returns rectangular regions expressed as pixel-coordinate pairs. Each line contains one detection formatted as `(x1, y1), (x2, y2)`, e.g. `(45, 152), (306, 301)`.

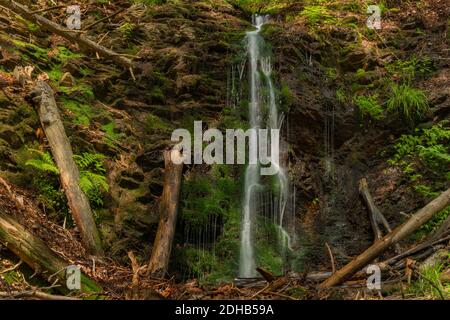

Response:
(239, 15), (292, 278)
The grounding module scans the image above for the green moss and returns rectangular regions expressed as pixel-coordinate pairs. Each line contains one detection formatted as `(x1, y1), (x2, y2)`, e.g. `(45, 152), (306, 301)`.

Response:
(47, 66), (65, 83)
(150, 87), (166, 103)
(101, 122), (122, 143)
(145, 114), (169, 132)
(54, 46), (83, 62)
(132, 0), (166, 5)
(119, 22), (136, 40)
(279, 84), (293, 112)
(60, 97), (93, 126)
(231, 0), (290, 14)
(300, 5), (336, 26)
(13, 39), (48, 62)
(173, 164), (243, 284)
(60, 84), (95, 101)
(260, 24), (283, 38)
(255, 240), (283, 275)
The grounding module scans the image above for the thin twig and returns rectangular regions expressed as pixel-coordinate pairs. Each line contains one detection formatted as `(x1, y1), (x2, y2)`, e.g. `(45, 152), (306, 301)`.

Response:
(0, 261), (22, 275)
(29, 5), (67, 14)
(325, 242), (336, 274)
(249, 283), (270, 299)
(83, 7), (126, 31)
(0, 290), (79, 300)
(263, 290), (298, 300)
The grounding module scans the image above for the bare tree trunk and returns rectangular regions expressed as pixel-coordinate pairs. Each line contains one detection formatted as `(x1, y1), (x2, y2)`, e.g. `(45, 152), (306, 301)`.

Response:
(319, 187), (450, 289)
(30, 81), (103, 256)
(147, 150), (183, 277)
(0, 0), (133, 68)
(0, 214), (101, 293)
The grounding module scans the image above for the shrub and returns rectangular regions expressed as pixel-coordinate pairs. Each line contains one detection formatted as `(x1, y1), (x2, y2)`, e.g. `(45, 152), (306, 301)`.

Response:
(354, 94), (383, 121)
(387, 83), (428, 124)
(389, 123), (450, 172)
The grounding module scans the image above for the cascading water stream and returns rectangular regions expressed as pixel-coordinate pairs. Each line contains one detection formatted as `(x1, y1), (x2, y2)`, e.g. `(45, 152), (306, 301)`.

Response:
(239, 15), (291, 278)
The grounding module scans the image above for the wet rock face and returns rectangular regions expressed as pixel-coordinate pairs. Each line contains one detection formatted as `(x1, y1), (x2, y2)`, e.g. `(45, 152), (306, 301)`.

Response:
(0, 126), (22, 149)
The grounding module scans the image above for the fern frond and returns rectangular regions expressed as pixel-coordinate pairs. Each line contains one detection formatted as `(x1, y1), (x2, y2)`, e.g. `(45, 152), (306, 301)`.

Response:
(25, 150), (59, 175)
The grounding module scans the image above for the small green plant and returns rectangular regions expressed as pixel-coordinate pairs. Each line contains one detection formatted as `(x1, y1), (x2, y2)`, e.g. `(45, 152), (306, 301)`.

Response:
(119, 22), (136, 39)
(389, 123), (450, 170)
(74, 153), (109, 207)
(25, 150), (59, 175)
(150, 87), (165, 103)
(279, 84), (293, 112)
(26, 150), (108, 208)
(415, 207), (450, 239)
(387, 83), (429, 124)
(386, 56), (435, 81)
(25, 150), (67, 217)
(326, 67), (337, 80)
(102, 122), (122, 144)
(336, 87), (346, 103)
(354, 94), (383, 121)
(408, 261), (450, 299)
(355, 68), (366, 79)
(389, 123), (450, 239)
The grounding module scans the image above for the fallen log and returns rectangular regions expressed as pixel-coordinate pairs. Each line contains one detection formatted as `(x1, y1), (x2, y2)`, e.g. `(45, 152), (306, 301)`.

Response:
(30, 81), (103, 256)
(147, 149), (183, 277)
(319, 187), (450, 289)
(0, 213), (101, 294)
(0, 0), (133, 68)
